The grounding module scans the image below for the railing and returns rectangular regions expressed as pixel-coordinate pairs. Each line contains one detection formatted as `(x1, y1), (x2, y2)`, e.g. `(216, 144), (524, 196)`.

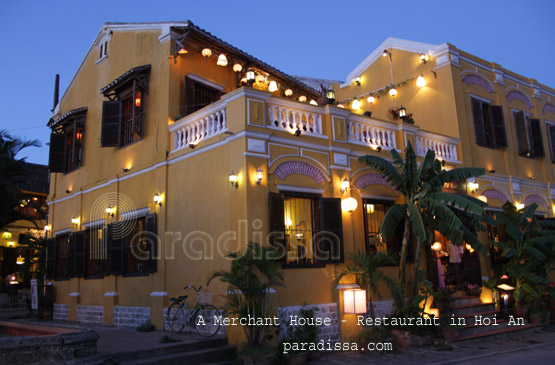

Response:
(347, 120), (397, 150)
(415, 133), (459, 162)
(267, 104), (323, 136)
(171, 104), (227, 151)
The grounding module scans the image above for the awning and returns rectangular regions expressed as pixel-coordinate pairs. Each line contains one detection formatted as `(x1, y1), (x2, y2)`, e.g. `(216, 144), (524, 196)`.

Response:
(100, 64), (151, 96)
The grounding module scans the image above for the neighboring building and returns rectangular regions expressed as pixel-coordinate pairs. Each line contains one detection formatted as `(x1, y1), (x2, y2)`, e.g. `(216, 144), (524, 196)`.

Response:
(45, 22), (554, 340)
(0, 162), (49, 286)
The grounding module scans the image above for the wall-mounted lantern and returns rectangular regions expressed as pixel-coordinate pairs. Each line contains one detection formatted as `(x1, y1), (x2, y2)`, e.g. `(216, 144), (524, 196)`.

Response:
(343, 289), (367, 314)
(229, 171), (238, 188)
(255, 169), (264, 185)
(340, 178), (350, 194)
(154, 193), (163, 207)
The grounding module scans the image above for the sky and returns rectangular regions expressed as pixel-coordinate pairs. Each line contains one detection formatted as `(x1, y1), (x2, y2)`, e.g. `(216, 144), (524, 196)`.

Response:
(1, 0), (553, 165)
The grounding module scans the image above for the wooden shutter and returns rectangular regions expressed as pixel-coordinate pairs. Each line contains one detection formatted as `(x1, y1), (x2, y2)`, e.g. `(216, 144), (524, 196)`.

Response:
(268, 193), (285, 258)
(490, 105), (507, 148)
(317, 198), (344, 263)
(101, 101), (122, 147)
(529, 119), (544, 157)
(66, 234), (74, 279)
(109, 222), (124, 275)
(73, 231), (86, 277)
(101, 226), (109, 276)
(514, 111), (530, 156)
(48, 132), (66, 173)
(548, 125), (555, 163)
(46, 238), (56, 279)
(184, 76), (196, 116)
(471, 99), (488, 146)
(145, 213), (157, 273)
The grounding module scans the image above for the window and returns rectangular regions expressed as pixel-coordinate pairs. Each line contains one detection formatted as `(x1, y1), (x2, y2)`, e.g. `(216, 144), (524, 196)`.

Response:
(48, 108), (86, 173)
(15, 194), (47, 219)
(85, 226), (107, 278)
(470, 98), (507, 148)
(184, 76), (222, 116)
(101, 65), (150, 148)
(546, 122), (555, 163)
(99, 41), (108, 60)
(269, 192), (343, 267)
(513, 110), (544, 158)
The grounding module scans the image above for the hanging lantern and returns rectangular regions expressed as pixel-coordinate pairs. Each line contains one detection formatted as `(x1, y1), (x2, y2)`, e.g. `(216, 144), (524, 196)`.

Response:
(233, 63), (243, 73)
(16, 256), (24, 265)
(326, 89), (335, 103)
(398, 106), (407, 119)
(255, 74), (265, 83)
(135, 91), (141, 108)
(416, 75), (426, 88)
(298, 95), (307, 102)
(351, 98), (360, 110)
(177, 46), (188, 55)
(202, 48), (212, 58)
(268, 81), (278, 92)
(389, 88), (398, 97)
(431, 242), (442, 252)
(246, 69), (256, 86)
(341, 197), (358, 213)
(309, 100), (318, 105)
(217, 54), (228, 66)
(367, 96), (375, 104)
(284, 89), (293, 96)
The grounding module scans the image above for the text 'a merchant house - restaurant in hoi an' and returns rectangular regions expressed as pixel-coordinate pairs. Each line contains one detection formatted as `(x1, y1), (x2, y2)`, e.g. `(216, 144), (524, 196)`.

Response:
(44, 21), (555, 342)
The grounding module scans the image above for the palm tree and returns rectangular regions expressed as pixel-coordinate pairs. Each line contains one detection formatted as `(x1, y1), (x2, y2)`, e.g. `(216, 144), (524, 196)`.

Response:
(336, 251), (403, 318)
(207, 242), (284, 346)
(359, 142), (485, 298)
(0, 129), (41, 231)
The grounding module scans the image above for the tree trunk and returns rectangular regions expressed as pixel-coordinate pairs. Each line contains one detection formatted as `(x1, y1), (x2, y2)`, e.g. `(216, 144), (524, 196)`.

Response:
(411, 239), (423, 299)
(367, 284), (375, 319)
(399, 218), (411, 298)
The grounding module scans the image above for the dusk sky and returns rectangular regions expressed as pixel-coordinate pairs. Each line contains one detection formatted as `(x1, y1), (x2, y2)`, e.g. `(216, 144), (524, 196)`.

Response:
(1, 0), (553, 165)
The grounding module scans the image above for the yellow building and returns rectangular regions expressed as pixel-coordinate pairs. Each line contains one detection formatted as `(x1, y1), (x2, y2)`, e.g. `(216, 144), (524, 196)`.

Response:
(46, 22), (554, 340)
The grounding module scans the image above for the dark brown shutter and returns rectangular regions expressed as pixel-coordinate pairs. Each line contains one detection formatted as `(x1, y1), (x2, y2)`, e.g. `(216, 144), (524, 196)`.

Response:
(73, 231), (86, 277)
(268, 193), (285, 259)
(529, 119), (544, 157)
(101, 101), (122, 147)
(46, 238), (56, 279)
(514, 111), (530, 156)
(109, 222), (124, 275)
(67, 234), (74, 279)
(548, 125), (555, 163)
(471, 99), (488, 146)
(145, 213), (157, 273)
(317, 198), (344, 263)
(184, 76), (196, 116)
(101, 226), (109, 275)
(48, 132), (66, 172)
(490, 105), (507, 148)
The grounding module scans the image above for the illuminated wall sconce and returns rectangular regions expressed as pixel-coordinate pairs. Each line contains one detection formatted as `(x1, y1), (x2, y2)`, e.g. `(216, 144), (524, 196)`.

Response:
(354, 76), (361, 86)
(71, 216), (80, 227)
(233, 63), (243, 73)
(229, 171), (238, 188)
(467, 178), (479, 193)
(489, 169), (496, 173)
(516, 203), (524, 210)
(298, 95), (307, 102)
(326, 89), (335, 104)
(44, 225), (51, 233)
(123, 167), (130, 172)
(382, 49), (392, 59)
(66, 189), (72, 194)
(175, 40), (188, 55)
(419, 53), (428, 64)
(416, 75), (426, 88)
(343, 289), (367, 314)
(202, 48), (212, 58)
(341, 178), (350, 194)
(153, 193), (163, 207)
(341, 197), (358, 213)
(2, 231), (12, 240)
(8, 241), (15, 247)
(246, 69), (256, 86)
(188, 143), (196, 149)
(284, 89), (293, 97)
(105, 205), (116, 217)
(366, 204), (375, 214)
(255, 168), (264, 185)
(216, 54), (228, 67)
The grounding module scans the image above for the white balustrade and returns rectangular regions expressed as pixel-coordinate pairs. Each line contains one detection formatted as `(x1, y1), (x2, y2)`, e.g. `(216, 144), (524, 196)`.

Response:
(416, 134), (458, 162)
(268, 104), (323, 136)
(347, 120), (396, 150)
(172, 107), (226, 151)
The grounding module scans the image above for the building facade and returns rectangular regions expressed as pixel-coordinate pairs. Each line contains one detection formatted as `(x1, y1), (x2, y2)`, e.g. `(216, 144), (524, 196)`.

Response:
(45, 22), (554, 340)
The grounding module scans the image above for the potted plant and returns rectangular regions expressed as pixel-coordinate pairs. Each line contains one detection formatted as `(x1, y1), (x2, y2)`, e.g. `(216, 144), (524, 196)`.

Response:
(465, 283), (482, 297)
(278, 305), (320, 364)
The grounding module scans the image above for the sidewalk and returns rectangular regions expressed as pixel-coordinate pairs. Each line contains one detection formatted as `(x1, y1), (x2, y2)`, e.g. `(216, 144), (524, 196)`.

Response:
(307, 325), (555, 365)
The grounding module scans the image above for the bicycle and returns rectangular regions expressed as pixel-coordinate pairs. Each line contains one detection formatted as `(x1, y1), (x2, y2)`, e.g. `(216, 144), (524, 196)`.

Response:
(166, 285), (221, 337)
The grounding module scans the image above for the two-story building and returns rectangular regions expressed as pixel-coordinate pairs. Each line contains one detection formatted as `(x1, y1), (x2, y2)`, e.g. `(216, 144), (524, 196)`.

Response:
(45, 21), (554, 341)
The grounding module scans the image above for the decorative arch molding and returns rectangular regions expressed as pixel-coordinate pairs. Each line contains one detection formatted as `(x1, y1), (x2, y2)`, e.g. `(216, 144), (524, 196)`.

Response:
(353, 173), (395, 191)
(523, 194), (549, 211)
(273, 160), (328, 184)
(462, 72), (495, 94)
(506, 89), (533, 109)
(543, 103), (555, 115)
(481, 188), (510, 203)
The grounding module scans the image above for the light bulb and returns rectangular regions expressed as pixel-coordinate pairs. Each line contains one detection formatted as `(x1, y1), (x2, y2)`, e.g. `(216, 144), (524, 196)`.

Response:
(352, 98), (360, 110)
(416, 76), (426, 88)
(389, 88), (398, 97)
(367, 96), (375, 104)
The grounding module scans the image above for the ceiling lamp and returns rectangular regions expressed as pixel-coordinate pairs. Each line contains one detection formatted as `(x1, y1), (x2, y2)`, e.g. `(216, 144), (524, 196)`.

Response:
(367, 96), (375, 104)
(309, 100), (318, 105)
(268, 80), (278, 92)
(216, 54), (228, 66)
(202, 48), (212, 58)
(416, 75), (426, 88)
(298, 95), (307, 102)
(284, 89), (293, 96)
(389, 88), (398, 97)
(233, 63), (243, 73)
(351, 98), (360, 110)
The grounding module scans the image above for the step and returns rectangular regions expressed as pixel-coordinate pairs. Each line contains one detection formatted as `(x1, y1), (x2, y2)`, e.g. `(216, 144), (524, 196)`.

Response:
(453, 303), (495, 316)
(454, 322), (543, 342)
(459, 310), (500, 325)
(123, 346), (235, 364)
(452, 296), (482, 307)
(457, 319), (511, 338)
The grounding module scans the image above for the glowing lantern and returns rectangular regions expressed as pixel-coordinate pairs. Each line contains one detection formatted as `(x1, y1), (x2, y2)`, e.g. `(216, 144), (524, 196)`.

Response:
(341, 197), (358, 213)
(298, 95), (307, 102)
(255, 74), (265, 83)
(202, 48), (212, 58)
(343, 289), (366, 314)
(309, 100), (317, 105)
(366, 204), (375, 214)
(216, 54), (228, 66)
(477, 195), (488, 203)
(135, 91), (141, 108)
(367, 96), (375, 104)
(431, 242), (442, 252)
(268, 81), (278, 92)
(351, 98), (360, 110)
(233, 64), (243, 73)
(341, 178), (349, 193)
(389, 88), (398, 97)
(284, 89), (293, 96)
(16, 256), (24, 265)
(416, 76), (427, 88)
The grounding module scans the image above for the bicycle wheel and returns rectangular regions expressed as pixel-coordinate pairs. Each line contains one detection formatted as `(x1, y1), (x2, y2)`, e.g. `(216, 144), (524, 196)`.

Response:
(194, 304), (221, 337)
(166, 302), (185, 332)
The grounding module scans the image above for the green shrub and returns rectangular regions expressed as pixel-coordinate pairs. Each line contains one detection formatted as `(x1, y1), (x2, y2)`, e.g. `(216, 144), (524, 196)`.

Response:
(136, 320), (156, 332)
